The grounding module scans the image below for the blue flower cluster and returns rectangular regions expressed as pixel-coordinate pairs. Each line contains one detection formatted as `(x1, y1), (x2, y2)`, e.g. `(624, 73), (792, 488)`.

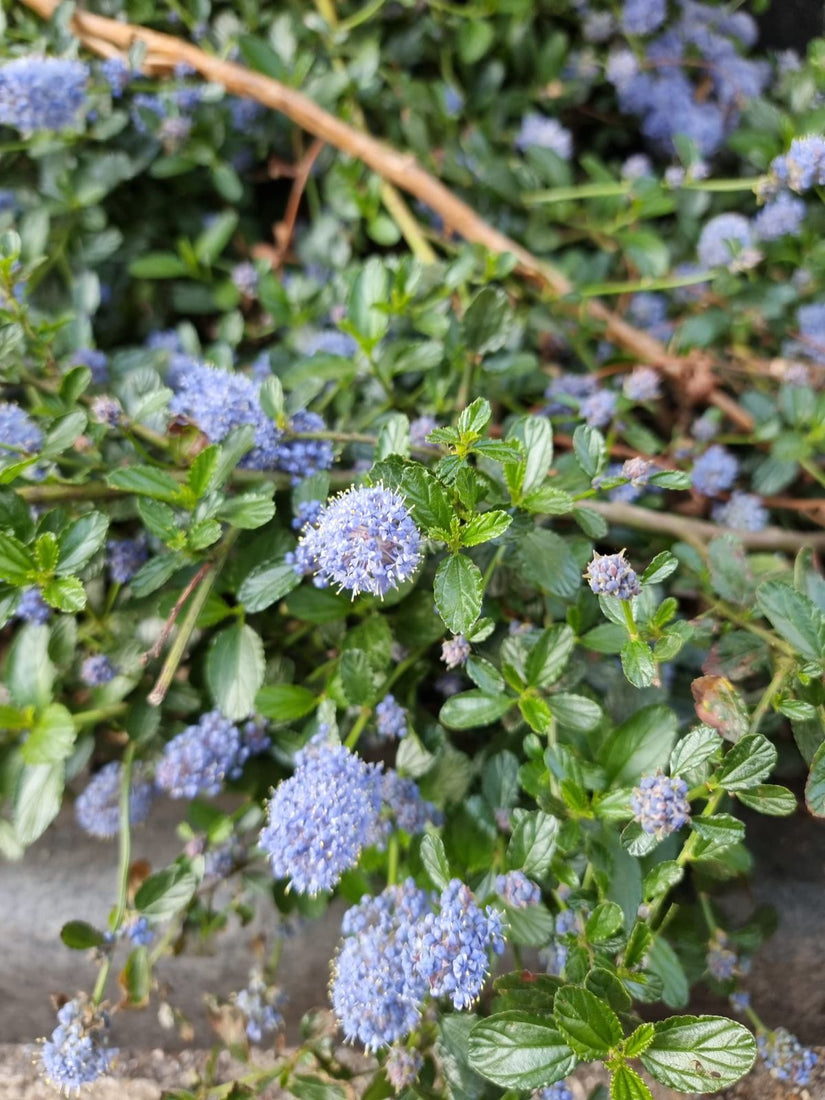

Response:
(123, 915), (153, 946)
(292, 498), (322, 531)
(631, 774), (691, 837)
(691, 444), (739, 496)
(375, 694), (408, 741)
(712, 492), (768, 532)
(623, 366), (661, 402)
(259, 735), (383, 894)
(234, 971), (287, 1042)
(100, 57), (133, 98)
(374, 771), (442, 842)
(332, 880), (432, 1050)
(753, 192), (806, 242)
(757, 1028), (818, 1087)
(515, 114), (573, 159)
(15, 586), (50, 624)
(81, 654), (117, 687)
(296, 328), (358, 358)
(627, 293), (673, 344)
(585, 550), (642, 599)
(91, 395), (123, 428)
(75, 762), (155, 838)
(156, 710), (269, 800)
(41, 996), (117, 1091)
(495, 871), (542, 909)
(0, 400), (43, 454)
(72, 347), (108, 384)
(409, 414), (438, 449)
(706, 933), (738, 981)
(0, 57), (89, 134)
(384, 1045), (423, 1091)
(793, 303), (825, 365)
(231, 261), (258, 297)
(441, 634), (470, 669)
(580, 388), (617, 428)
(697, 213), (758, 271)
(106, 536), (148, 584)
(770, 135), (825, 193)
(532, 1084), (574, 1100)
(605, 3), (768, 157)
(544, 372), (598, 416)
(168, 356), (333, 479)
(290, 485), (422, 598)
(404, 880), (506, 1010)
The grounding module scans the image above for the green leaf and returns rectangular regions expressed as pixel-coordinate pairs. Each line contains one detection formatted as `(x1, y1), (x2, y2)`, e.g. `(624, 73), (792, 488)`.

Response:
(643, 861), (683, 899)
(210, 426), (256, 490)
(805, 740), (825, 817)
(516, 528), (581, 599)
(519, 694), (552, 733)
(349, 257), (389, 343)
(525, 625), (576, 688)
(547, 693), (603, 732)
(106, 465), (183, 503)
(467, 1012), (577, 1090)
(737, 784), (796, 816)
(187, 446), (220, 499)
(511, 415), (554, 496)
(56, 512), (108, 575)
(717, 734), (777, 791)
(585, 901), (624, 943)
(466, 655), (505, 694)
(137, 499), (180, 544)
(756, 580), (825, 661)
(21, 703), (75, 764)
(457, 398), (492, 438)
(6, 623), (55, 708)
(0, 532), (34, 584)
(462, 287), (511, 355)
(640, 551), (679, 586)
(193, 209), (238, 264)
(434, 554), (483, 634)
(129, 252), (189, 278)
(508, 809), (559, 878)
(217, 488), (276, 530)
(42, 576), (86, 612)
(14, 762), (63, 845)
(669, 725), (721, 774)
(238, 34), (287, 79)
(621, 639), (656, 688)
(130, 552), (186, 598)
(238, 559), (300, 612)
(573, 506), (608, 538)
(340, 649), (378, 705)
(553, 986), (622, 1058)
(522, 486), (574, 515)
(640, 1016), (756, 1092)
(601, 704), (678, 785)
(61, 920), (106, 950)
(611, 1066), (653, 1100)
(289, 1076), (346, 1100)
(461, 511), (512, 547)
(206, 623), (265, 721)
(135, 863), (198, 920)
(255, 684), (316, 722)
(648, 936), (689, 1009)
(439, 690), (513, 730)
(624, 1023), (656, 1059)
(42, 410), (87, 458)
(420, 832), (451, 890)
(391, 464), (454, 532)
(572, 424), (606, 478)
(691, 814), (745, 861)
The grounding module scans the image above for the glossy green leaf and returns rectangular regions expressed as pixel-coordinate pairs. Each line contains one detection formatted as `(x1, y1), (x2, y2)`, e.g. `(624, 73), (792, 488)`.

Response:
(420, 832), (451, 890)
(434, 554), (483, 634)
(238, 559), (300, 612)
(756, 580), (825, 661)
(255, 684), (316, 722)
(718, 734), (777, 791)
(439, 690), (512, 730)
(206, 622), (265, 721)
(611, 1066), (653, 1100)
(135, 863), (198, 920)
(467, 1012), (577, 1090)
(553, 986), (622, 1058)
(640, 1015), (756, 1092)
(508, 809), (559, 878)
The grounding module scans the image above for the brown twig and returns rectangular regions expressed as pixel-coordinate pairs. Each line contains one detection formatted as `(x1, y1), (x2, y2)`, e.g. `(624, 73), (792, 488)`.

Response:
(140, 561), (211, 666)
(254, 138), (325, 269)
(584, 499), (825, 551)
(20, 0), (756, 430)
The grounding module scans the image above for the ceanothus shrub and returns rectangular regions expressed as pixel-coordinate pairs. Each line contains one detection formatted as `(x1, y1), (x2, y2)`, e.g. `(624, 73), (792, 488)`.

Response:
(0, 0), (824, 1097)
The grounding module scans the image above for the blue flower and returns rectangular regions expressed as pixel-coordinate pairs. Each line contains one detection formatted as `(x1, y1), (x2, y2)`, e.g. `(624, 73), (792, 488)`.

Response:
(758, 1028), (818, 1086)
(75, 761), (154, 838)
(0, 401), (42, 454)
(100, 57), (133, 98)
(273, 411), (334, 484)
(532, 1084), (574, 1100)
(403, 880), (506, 1010)
(375, 694), (408, 741)
(15, 586), (50, 624)
(91, 396), (123, 428)
(0, 57), (89, 134)
(495, 871), (541, 909)
(795, 303), (825, 365)
(71, 348), (108, 384)
(124, 915), (154, 946)
(235, 971), (287, 1042)
(385, 1045), (423, 1090)
(623, 365), (661, 402)
(712, 492), (768, 532)
(155, 710), (246, 800)
(771, 136), (825, 193)
(697, 213), (757, 270)
(754, 192), (806, 242)
(41, 996), (117, 1090)
(631, 774), (691, 836)
(332, 881), (431, 1050)
(580, 388), (617, 428)
(290, 484), (422, 598)
(585, 550), (642, 599)
(515, 113), (573, 159)
(106, 536), (148, 584)
(692, 444), (739, 495)
(621, 0), (666, 36)
(706, 933), (738, 980)
(441, 634), (470, 669)
(259, 735), (383, 894)
(81, 654), (117, 686)
(231, 261), (259, 297)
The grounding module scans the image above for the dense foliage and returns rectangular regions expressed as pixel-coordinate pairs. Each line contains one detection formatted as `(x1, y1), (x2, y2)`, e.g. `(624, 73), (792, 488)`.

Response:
(2, 0), (825, 1096)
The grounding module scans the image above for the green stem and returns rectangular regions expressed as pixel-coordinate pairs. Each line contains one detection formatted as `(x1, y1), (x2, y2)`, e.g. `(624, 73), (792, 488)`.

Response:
(386, 833), (399, 887)
(621, 599), (639, 641)
(649, 787), (725, 930)
(481, 544), (508, 591)
(749, 657), (793, 734)
(711, 602), (797, 659)
(800, 457), (825, 492)
(147, 529), (240, 706)
(92, 742), (135, 1005)
(344, 648), (426, 749)
(698, 892), (716, 935)
(74, 703), (128, 728)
